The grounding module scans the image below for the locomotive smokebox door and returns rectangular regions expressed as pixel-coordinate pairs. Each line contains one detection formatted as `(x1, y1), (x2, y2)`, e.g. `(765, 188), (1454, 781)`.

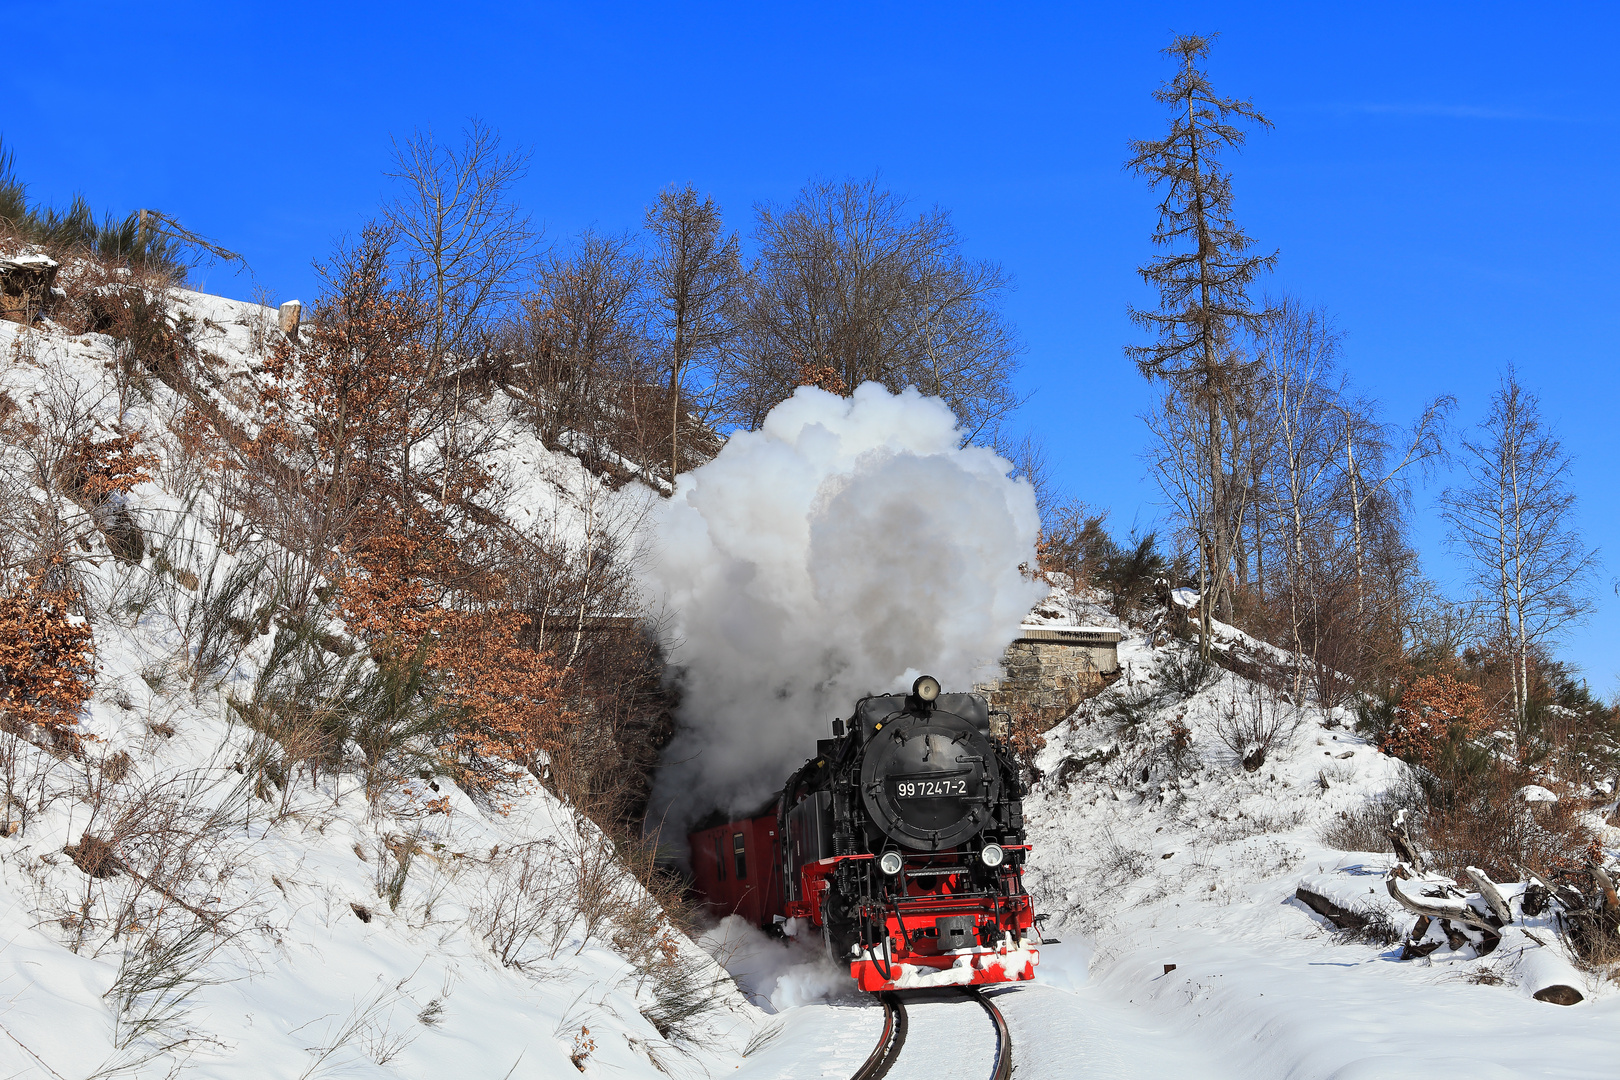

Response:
(935, 915), (977, 950)
(858, 709), (1001, 851)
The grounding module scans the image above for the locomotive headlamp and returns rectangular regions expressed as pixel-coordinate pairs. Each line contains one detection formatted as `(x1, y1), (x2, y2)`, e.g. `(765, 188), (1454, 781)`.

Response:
(913, 675), (941, 703)
(979, 843), (1005, 868)
(879, 850), (904, 876)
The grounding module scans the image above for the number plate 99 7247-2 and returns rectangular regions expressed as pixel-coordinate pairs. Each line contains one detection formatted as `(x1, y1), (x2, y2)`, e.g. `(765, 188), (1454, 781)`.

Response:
(891, 778), (973, 799)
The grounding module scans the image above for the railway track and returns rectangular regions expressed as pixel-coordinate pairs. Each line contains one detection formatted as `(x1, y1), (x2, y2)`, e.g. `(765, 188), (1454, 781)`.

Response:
(851, 994), (907, 1080)
(853, 988), (1011, 1080)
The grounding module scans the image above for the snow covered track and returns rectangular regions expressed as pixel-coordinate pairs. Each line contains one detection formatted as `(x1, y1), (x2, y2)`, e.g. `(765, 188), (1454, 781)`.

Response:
(881, 989), (1010, 1080)
(850, 993), (906, 1080)
(975, 990), (1014, 1080)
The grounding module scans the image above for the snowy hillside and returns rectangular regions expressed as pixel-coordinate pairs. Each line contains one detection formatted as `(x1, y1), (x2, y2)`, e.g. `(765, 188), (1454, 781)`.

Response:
(1013, 621), (1620, 1078)
(0, 289), (757, 1079)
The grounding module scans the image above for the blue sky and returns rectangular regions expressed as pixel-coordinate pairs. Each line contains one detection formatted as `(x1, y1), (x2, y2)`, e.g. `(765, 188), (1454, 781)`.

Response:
(6, 1), (1616, 692)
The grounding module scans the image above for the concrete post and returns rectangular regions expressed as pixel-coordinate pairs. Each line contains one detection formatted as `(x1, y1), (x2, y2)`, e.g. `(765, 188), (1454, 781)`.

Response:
(278, 299), (302, 338)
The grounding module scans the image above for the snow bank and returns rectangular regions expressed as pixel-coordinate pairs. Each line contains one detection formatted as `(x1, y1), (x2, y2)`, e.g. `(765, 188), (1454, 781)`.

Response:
(0, 292), (759, 1079)
(1010, 620), (1620, 1076)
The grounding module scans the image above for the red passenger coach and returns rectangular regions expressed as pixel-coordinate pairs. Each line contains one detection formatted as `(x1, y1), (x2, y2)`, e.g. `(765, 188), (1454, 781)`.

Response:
(687, 804), (784, 927)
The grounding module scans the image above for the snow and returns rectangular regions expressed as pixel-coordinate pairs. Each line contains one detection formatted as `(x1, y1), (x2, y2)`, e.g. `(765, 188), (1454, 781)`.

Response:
(729, 1001), (885, 1079)
(0, 290), (754, 1079)
(1519, 784), (1560, 803)
(883, 991), (999, 1080)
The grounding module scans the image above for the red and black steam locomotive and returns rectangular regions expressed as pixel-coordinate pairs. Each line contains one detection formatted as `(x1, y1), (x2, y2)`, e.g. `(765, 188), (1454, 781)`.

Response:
(689, 676), (1039, 992)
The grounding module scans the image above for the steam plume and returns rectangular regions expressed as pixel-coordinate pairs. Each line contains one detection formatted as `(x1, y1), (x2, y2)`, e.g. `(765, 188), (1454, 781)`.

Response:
(639, 383), (1046, 837)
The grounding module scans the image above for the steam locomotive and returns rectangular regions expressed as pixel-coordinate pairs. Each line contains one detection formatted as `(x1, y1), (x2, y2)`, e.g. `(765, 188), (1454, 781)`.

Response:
(688, 676), (1039, 992)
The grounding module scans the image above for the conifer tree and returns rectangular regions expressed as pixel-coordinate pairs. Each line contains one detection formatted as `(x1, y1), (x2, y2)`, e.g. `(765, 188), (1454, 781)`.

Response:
(1127, 33), (1276, 657)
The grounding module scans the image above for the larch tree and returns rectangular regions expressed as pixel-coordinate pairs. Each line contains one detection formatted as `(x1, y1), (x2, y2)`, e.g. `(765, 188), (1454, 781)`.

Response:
(645, 185), (741, 487)
(1440, 370), (1597, 736)
(1126, 32), (1276, 658)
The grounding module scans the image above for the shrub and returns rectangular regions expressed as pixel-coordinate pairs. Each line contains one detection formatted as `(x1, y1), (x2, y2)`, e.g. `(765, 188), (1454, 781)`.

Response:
(0, 569), (94, 747)
(1379, 671), (1492, 768)
(0, 139), (189, 281)
(1156, 647), (1217, 699)
(58, 432), (157, 504)
(1212, 680), (1303, 771)
(1100, 681), (1165, 731)
(1422, 762), (1595, 885)
(1096, 531), (1170, 620)
(1319, 785), (1424, 853)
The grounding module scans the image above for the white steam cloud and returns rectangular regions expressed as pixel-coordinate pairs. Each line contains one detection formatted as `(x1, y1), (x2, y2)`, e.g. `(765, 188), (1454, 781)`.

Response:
(699, 915), (858, 1012)
(639, 383), (1046, 835)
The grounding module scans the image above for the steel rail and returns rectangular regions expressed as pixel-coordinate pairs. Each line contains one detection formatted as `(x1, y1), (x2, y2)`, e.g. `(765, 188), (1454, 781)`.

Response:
(850, 993), (907, 1080)
(968, 988), (1013, 1080)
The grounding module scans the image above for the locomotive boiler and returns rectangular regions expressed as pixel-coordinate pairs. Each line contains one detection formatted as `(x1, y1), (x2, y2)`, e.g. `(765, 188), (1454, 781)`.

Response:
(688, 675), (1039, 992)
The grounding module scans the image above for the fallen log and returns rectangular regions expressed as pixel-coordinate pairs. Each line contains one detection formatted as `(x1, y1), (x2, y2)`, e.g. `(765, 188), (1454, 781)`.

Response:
(1464, 867), (1513, 926)
(1294, 886), (1367, 932)
(1385, 868), (1497, 933)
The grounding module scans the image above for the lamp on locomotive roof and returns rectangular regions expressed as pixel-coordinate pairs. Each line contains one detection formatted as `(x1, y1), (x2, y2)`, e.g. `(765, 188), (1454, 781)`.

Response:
(912, 675), (941, 704)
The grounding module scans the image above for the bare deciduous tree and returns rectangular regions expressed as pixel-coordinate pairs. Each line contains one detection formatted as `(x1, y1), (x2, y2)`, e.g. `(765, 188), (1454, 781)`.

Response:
(1441, 370), (1597, 732)
(722, 175), (1021, 440)
(385, 119), (537, 375)
(498, 230), (696, 486)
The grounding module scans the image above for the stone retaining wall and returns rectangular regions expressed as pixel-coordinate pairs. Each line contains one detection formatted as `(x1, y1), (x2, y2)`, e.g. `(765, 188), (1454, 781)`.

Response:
(978, 626), (1123, 733)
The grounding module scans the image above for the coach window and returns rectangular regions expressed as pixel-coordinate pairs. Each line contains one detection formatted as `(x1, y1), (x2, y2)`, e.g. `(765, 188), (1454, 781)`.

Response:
(713, 835), (725, 882)
(733, 832), (747, 880)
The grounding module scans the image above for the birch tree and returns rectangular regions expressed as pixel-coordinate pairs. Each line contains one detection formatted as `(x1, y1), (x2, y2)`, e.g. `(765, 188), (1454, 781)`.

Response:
(1254, 300), (1340, 701)
(645, 185), (741, 486)
(1334, 394), (1451, 621)
(1441, 371), (1597, 734)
